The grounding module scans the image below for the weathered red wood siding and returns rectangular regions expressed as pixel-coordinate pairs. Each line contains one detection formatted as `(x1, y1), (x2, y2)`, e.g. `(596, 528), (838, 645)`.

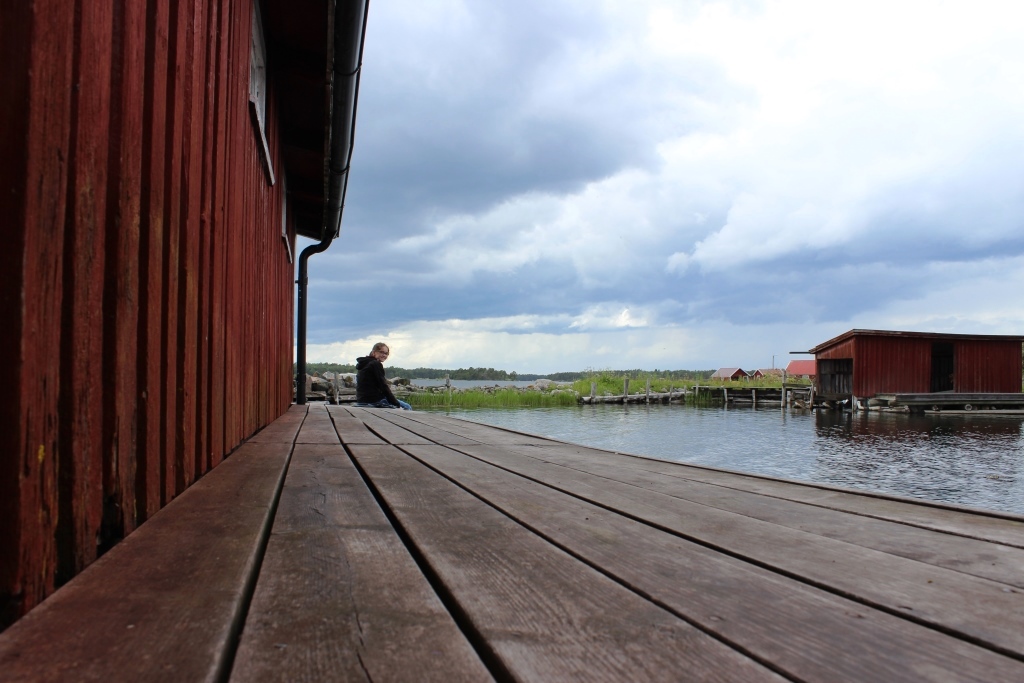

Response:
(812, 338), (856, 363)
(1, 0), (296, 628)
(954, 340), (1023, 393)
(851, 337), (933, 396)
(813, 333), (1023, 396)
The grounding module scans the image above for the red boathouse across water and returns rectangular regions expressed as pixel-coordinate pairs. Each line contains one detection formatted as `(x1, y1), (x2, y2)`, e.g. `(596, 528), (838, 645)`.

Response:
(809, 329), (1024, 399)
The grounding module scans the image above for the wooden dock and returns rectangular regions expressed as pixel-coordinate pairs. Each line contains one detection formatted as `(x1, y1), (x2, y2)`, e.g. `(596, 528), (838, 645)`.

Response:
(2, 404), (1023, 681)
(872, 392), (1024, 414)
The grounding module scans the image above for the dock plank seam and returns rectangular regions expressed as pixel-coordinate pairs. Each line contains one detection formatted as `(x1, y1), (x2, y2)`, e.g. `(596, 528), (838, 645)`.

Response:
(346, 443), (786, 681)
(600, 448), (1024, 525)
(390, 411), (1024, 536)
(621, 466), (1024, 550)
(328, 411), (515, 683)
(368, 413), (1024, 573)
(432, 442), (1024, 664)
(386, 441), (802, 683)
(398, 411), (1024, 547)
(370, 410), (558, 446)
(581, 450), (1024, 536)
(335, 411), (1024, 667)
(376, 412), (1024, 557)
(364, 411), (1024, 618)
(217, 410), (305, 683)
(0, 411), (306, 681)
(603, 459), (1024, 548)
(474, 444), (1024, 587)
(398, 442), (1024, 682)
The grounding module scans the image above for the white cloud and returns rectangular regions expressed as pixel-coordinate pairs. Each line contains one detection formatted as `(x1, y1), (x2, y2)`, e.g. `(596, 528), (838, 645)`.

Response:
(665, 251), (691, 274)
(568, 304), (653, 330)
(367, 0), (1024, 283)
(304, 317), (699, 373)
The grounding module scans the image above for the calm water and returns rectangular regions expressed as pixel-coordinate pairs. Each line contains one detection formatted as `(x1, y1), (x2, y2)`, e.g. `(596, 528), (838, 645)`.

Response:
(427, 404), (1024, 515)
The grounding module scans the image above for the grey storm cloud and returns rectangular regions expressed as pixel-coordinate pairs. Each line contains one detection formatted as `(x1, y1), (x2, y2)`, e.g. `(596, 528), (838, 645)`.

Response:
(343, 1), (738, 241)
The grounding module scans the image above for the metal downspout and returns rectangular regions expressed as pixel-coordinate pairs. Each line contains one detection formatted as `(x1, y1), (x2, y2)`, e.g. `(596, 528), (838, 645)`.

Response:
(296, 0), (370, 404)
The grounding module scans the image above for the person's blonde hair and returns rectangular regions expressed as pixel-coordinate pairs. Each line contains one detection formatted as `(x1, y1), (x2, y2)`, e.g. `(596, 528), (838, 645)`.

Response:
(371, 342), (389, 354)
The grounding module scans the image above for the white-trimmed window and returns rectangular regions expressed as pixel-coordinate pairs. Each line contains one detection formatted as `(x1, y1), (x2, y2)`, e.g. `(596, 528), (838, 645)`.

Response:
(250, 1), (275, 184)
(281, 172), (292, 262)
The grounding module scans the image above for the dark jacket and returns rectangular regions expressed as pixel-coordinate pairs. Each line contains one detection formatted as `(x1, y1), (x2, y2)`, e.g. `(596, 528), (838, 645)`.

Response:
(355, 356), (399, 407)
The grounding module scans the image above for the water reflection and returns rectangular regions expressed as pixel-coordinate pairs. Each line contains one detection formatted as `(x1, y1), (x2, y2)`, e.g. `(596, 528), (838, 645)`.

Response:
(439, 404), (1024, 514)
(810, 411), (1024, 514)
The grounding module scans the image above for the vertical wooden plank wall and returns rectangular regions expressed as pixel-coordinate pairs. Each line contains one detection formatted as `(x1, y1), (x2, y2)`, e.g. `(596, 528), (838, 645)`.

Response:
(0, 0), (76, 631)
(1, 0), (296, 628)
(955, 340), (1023, 393)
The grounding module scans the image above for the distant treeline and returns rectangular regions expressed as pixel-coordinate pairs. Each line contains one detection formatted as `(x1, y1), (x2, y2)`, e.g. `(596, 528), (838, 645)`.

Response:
(297, 363), (715, 381)
(398, 367), (519, 380)
(297, 363), (518, 380)
(300, 362), (357, 375)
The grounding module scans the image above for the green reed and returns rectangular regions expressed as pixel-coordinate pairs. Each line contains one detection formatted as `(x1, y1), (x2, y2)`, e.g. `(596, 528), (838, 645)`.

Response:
(572, 373), (698, 396)
(406, 388), (578, 409)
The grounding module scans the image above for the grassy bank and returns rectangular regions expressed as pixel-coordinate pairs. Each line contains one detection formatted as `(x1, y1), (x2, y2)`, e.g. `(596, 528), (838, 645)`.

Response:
(406, 388), (578, 409)
(571, 372), (808, 395)
(399, 372), (812, 409)
(571, 373), (688, 396)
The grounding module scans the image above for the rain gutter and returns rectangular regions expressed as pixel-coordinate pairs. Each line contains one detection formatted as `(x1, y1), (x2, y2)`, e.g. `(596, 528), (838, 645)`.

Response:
(296, 0), (370, 404)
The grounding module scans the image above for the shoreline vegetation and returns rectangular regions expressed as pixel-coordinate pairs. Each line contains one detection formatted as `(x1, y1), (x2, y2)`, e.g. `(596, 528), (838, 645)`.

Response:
(404, 374), (810, 409)
(300, 362), (715, 383)
(298, 364), (811, 409)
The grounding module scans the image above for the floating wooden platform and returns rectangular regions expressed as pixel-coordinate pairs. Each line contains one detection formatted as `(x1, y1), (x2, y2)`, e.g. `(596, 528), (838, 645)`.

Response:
(2, 404), (1023, 681)
(875, 392), (1024, 413)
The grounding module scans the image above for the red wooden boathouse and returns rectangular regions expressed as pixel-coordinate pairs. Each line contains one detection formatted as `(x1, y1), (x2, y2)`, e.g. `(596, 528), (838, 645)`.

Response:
(809, 329), (1024, 399)
(1, 0), (369, 628)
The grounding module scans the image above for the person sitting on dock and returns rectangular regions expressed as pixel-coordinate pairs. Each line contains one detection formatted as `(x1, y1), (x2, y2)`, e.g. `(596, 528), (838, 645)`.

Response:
(355, 342), (412, 410)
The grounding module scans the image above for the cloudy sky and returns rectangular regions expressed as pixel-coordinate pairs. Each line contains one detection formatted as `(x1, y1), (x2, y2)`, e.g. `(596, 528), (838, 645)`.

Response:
(298, 0), (1024, 375)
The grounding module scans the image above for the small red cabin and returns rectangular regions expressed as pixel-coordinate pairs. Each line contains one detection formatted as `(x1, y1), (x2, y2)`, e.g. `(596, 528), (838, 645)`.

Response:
(808, 329), (1024, 398)
(711, 368), (749, 381)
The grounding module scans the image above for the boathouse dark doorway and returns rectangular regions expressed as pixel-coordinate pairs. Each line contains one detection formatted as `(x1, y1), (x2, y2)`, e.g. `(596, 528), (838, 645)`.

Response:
(931, 342), (955, 392)
(817, 358), (853, 396)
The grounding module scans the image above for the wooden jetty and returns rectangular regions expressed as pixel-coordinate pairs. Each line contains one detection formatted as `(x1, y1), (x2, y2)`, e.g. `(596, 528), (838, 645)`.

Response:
(581, 385), (814, 407)
(872, 393), (1024, 414)
(4, 404), (1023, 681)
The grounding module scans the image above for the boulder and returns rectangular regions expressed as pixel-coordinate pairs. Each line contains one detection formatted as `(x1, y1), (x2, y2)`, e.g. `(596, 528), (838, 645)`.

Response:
(533, 379), (553, 389)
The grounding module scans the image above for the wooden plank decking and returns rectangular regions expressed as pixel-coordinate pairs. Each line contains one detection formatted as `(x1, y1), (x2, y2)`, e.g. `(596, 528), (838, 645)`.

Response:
(2, 404), (1024, 682)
